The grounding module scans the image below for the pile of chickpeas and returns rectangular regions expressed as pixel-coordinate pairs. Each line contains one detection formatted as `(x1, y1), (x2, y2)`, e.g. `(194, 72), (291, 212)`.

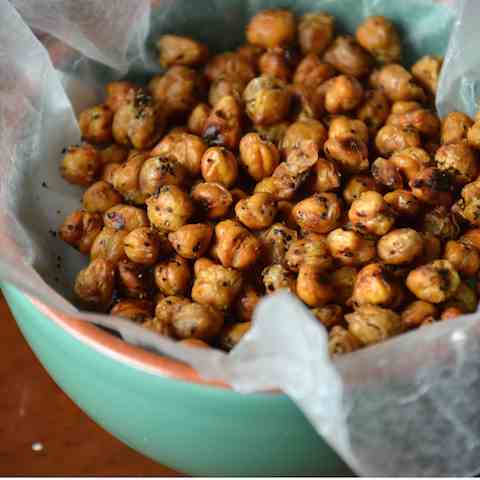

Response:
(59, 9), (480, 355)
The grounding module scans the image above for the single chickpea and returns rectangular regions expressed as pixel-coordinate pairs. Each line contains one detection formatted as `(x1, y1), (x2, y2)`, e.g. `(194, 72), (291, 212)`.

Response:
(209, 76), (246, 108)
(262, 264), (296, 294)
(371, 157), (403, 190)
(111, 299), (154, 323)
(441, 306), (464, 321)
(326, 228), (376, 267)
(370, 64), (425, 102)
(293, 193), (343, 234)
(192, 264), (243, 311)
(154, 255), (191, 297)
(324, 136), (369, 174)
(82, 180), (122, 214)
(219, 322), (251, 351)
(298, 12), (335, 55)
(117, 260), (150, 299)
(188, 103), (211, 136)
(311, 304), (343, 329)
(235, 286), (261, 322)
(101, 162), (122, 185)
(401, 300), (438, 329)
(124, 227), (162, 265)
(297, 263), (334, 307)
(235, 193), (277, 230)
(406, 260), (460, 303)
(330, 266), (357, 306)
(375, 125), (421, 156)
(111, 151), (148, 205)
(285, 234), (332, 272)
(153, 296), (191, 332)
(346, 305), (401, 345)
(293, 54), (336, 89)
(200, 146), (238, 188)
(390, 147), (432, 181)
(204, 52), (256, 85)
(168, 223), (213, 260)
(328, 116), (369, 143)
(323, 36), (373, 78)
(356, 89), (391, 135)
(171, 302), (224, 341)
(138, 156), (187, 196)
(191, 182), (232, 220)
(258, 47), (299, 82)
(422, 206), (460, 240)
(343, 175), (379, 204)
(59, 210), (103, 254)
(324, 75), (364, 114)
(105, 81), (139, 113)
(246, 9), (296, 49)
(328, 326), (363, 356)
(281, 119), (328, 153)
(193, 257), (217, 277)
(78, 104), (113, 144)
(103, 204), (149, 232)
(441, 112), (473, 145)
(387, 108), (440, 138)
(91, 227), (128, 264)
(289, 83), (324, 121)
(453, 178), (480, 226)
(443, 240), (480, 276)
(237, 43), (265, 64)
(435, 142), (479, 185)
(74, 259), (115, 311)
(60, 144), (100, 187)
(239, 133), (280, 181)
(156, 34), (209, 68)
(307, 157), (341, 193)
(348, 191), (395, 236)
(467, 121), (480, 150)
(411, 55), (443, 95)
(409, 167), (454, 206)
(352, 263), (398, 307)
(377, 228), (423, 265)
(244, 76), (291, 126)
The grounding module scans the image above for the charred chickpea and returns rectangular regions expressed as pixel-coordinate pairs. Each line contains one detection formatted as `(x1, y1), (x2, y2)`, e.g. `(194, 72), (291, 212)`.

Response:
(201, 147), (238, 188)
(411, 55), (443, 95)
(443, 240), (480, 275)
(235, 193), (277, 230)
(422, 206), (461, 240)
(441, 112), (473, 144)
(441, 306), (464, 320)
(328, 326), (362, 356)
(139, 156), (187, 196)
(244, 76), (291, 126)
(154, 255), (192, 296)
(330, 266), (357, 306)
(324, 135), (369, 174)
(59, 210), (103, 254)
(204, 52), (256, 85)
(377, 228), (423, 265)
(60, 144), (100, 187)
(239, 133), (280, 181)
(370, 64), (425, 102)
(103, 204), (149, 232)
(235, 285), (262, 322)
(156, 34), (209, 68)
(297, 263), (334, 307)
(324, 75), (364, 114)
(390, 147), (432, 182)
(262, 264), (296, 294)
(171, 302), (224, 341)
(208, 76), (246, 106)
(346, 305), (401, 345)
(371, 157), (403, 190)
(324, 36), (373, 77)
(435, 142), (479, 185)
(111, 151), (148, 205)
(375, 125), (421, 156)
(258, 47), (299, 82)
(352, 263), (398, 307)
(311, 304), (343, 329)
(188, 103), (211, 136)
(391, 101), (422, 115)
(219, 322), (251, 351)
(91, 227), (128, 264)
(169, 223), (213, 260)
(74, 259), (116, 311)
(117, 260), (150, 299)
(293, 193), (343, 234)
(298, 12), (335, 55)
(282, 119), (327, 153)
(409, 168), (454, 206)
(191, 182), (233, 219)
(348, 191), (395, 236)
(105, 81), (138, 113)
(110, 299), (154, 323)
(285, 234), (332, 272)
(79, 104), (113, 144)
(124, 227), (162, 265)
(401, 300), (438, 328)
(82, 180), (122, 214)
(387, 107), (441, 138)
(343, 175), (379, 204)
(260, 223), (298, 265)
(246, 9), (296, 49)
(356, 89), (391, 135)
(307, 157), (341, 193)
(326, 228), (376, 267)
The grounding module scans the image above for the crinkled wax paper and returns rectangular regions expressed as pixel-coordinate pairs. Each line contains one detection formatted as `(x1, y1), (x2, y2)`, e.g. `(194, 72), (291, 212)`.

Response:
(1, 0), (479, 475)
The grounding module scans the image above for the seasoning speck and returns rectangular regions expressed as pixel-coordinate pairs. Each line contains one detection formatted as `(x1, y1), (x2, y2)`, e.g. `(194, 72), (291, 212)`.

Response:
(32, 442), (44, 452)
(41, 181), (48, 189)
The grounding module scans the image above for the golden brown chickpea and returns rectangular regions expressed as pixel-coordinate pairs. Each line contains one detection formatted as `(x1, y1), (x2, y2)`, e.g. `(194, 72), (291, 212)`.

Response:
(91, 227), (128, 264)
(204, 52), (256, 84)
(466, 120), (480, 151)
(169, 223), (213, 260)
(297, 263), (334, 307)
(311, 304), (343, 329)
(138, 156), (187, 196)
(282, 119), (328, 153)
(324, 136), (368, 174)
(328, 325), (363, 356)
(98, 143), (128, 165)
(377, 228), (423, 265)
(348, 191), (395, 236)
(171, 302), (224, 341)
(411, 55), (443, 95)
(235, 285), (261, 322)
(293, 54), (336, 89)
(105, 81), (139, 113)
(387, 108), (440, 138)
(402, 300), (438, 328)
(154, 295), (191, 328)
(257, 223), (296, 266)
(422, 206), (461, 241)
(324, 36), (373, 77)
(112, 90), (165, 149)
(371, 157), (403, 190)
(346, 305), (401, 345)
(307, 157), (341, 193)
(239, 133), (280, 181)
(326, 228), (376, 267)
(193, 257), (217, 277)
(370, 64), (425, 102)
(79, 104), (113, 145)
(409, 167), (455, 206)
(459, 176), (480, 204)
(82, 180), (122, 214)
(191, 182), (232, 220)
(117, 260), (150, 299)
(244, 76), (291, 126)
(111, 299), (154, 323)
(406, 260), (460, 303)
(146, 185), (194, 232)
(74, 258), (115, 311)
(285, 234), (332, 272)
(237, 43), (265, 64)
(356, 16), (402, 63)
(390, 147), (432, 181)
(246, 9), (296, 49)
(440, 306), (464, 321)
(258, 47), (299, 82)
(328, 116), (369, 143)
(276, 138), (320, 186)
(60, 144), (100, 187)
(156, 34), (209, 68)
(450, 281), (477, 313)
(441, 112), (473, 145)
(330, 266), (357, 306)
(101, 162), (122, 185)
(111, 151), (148, 204)
(324, 75), (364, 114)
(208, 76), (246, 106)
(188, 103), (211, 136)
(343, 175), (379, 204)
(293, 193), (342, 234)
(124, 227), (162, 265)
(435, 142), (479, 185)
(460, 228), (480, 251)
(235, 193), (277, 230)
(200, 147), (238, 188)
(262, 264), (296, 294)
(192, 264), (243, 311)
(375, 125), (421, 156)
(298, 12), (335, 55)
(103, 204), (149, 232)
(352, 263), (398, 307)
(443, 240), (480, 276)
(202, 95), (243, 150)
(356, 89), (391, 135)
(219, 322), (251, 351)
(59, 210), (103, 254)
(154, 255), (192, 297)
(391, 101), (422, 115)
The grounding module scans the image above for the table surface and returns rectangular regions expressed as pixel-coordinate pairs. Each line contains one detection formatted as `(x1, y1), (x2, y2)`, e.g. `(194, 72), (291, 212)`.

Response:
(0, 293), (179, 476)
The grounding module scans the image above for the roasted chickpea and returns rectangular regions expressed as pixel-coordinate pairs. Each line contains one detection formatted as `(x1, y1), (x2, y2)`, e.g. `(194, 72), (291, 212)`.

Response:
(401, 300), (438, 328)
(282, 119), (327, 153)
(324, 136), (369, 174)
(326, 228), (376, 267)
(188, 103), (211, 136)
(239, 133), (280, 181)
(169, 223), (213, 260)
(202, 95), (243, 150)
(246, 9), (296, 49)
(330, 266), (357, 306)
(123, 227), (162, 265)
(138, 156), (187, 196)
(105, 81), (138, 113)
(343, 175), (379, 204)
(244, 76), (291, 126)
(450, 282), (477, 313)
(311, 304), (343, 329)
(390, 147), (432, 181)
(99, 143), (128, 164)
(411, 55), (443, 95)
(258, 47), (299, 82)
(289, 83), (324, 120)
(101, 162), (122, 185)
(111, 151), (148, 204)
(74, 259), (115, 311)
(356, 16), (401, 63)
(103, 204), (149, 232)
(117, 260), (150, 299)
(443, 240), (480, 276)
(111, 299), (154, 323)
(171, 302), (224, 341)
(237, 43), (265, 64)
(371, 157), (403, 190)
(235, 193), (277, 230)
(406, 260), (460, 303)
(156, 35), (209, 68)
(78, 104), (113, 145)
(307, 157), (341, 193)
(219, 322), (251, 351)
(193, 257), (217, 277)
(324, 36), (373, 77)
(200, 147), (238, 188)
(60, 144), (100, 187)
(377, 228), (423, 265)
(297, 263), (334, 307)
(328, 325), (362, 356)
(191, 182), (232, 220)
(441, 306), (464, 321)
(422, 207), (460, 242)
(285, 234), (332, 272)
(435, 142), (479, 185)
(82, 180), (122, 214)
(154, 295), (190, 326)
(441, 112), (473, 145)
(410, 169), (454, 208)
(375, 125), (421, 156)
(192, 264), (243, 311)
(454, 178), (480, 226)
(154, 255), (191, 297)
(387, 108), (440, 138)
(324, 75), (364, 114)
(370, 64), (425, 102)
(460, 228), (480, 251)
(348, 191), (395, 236)
(254, 122), (290, 145)
(293, 54), (336, 90)
(112, 90), (165, 149)
(262, 264), (296, 294)
(235, 285), (261, 322)
(298, 12), (335, 55)
(328, 116), (369, 143)
(467, 120), (480, 150)
(59, 210), (103, 254)
(208, 76), (246, 107)
(356, 89), (390, 135)
(352, 263), (397, 307)
(91, 227), (128, 264)
(293, 193), (342, 234)
(204, 52), (256, 84)
(346, 305), (401, 345)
